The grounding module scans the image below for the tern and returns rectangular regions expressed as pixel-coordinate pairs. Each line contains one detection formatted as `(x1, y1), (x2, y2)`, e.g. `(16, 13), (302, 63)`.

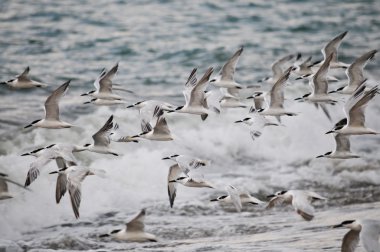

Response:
(219, 88), (248, 108)
(316, 133), (360, 159)
(162, 154), (208, 175)
(333, 219), (380, 252)
(81, 63), (125, 100)
(131, 106), (173, 141)
(210, 185), (265, 212)
(24, 81), (74, 129)
(172, 67), (217, 121)
(266, 190), (327, 221)
(246, 92), (266, 111)
(83, 98), (127, 106)
(326, 83), (379, 135)
(126, 100), (176, 115)
(82, 115), (120, 155)
(256, 67), (297, 122)
(259, 53), (301, 84)
(210, 47), (244, 89)
(100, 209), (157, 242)
(291, 56), (315, 77)
(0, 172), (29, 200)
(23, 144), (78, 187)
(330, 50), (377, 95)
(235, 108), (279, 141)
(0, 66), (48, 89)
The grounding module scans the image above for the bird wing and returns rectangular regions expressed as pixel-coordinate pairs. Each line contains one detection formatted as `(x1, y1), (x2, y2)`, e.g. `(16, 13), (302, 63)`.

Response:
(226, 185), (242, 212)
(271, 54), (294, 81)
(266, 196), (286, 209)
(44, 81), (70, 120)
(98, 63), (118, 93)
(55, 172), (68, 204)
(92, 115), (113, 146)
(167, 164), (181, 208)
(189, 67), (213, 107)
(126, 209), (146, 232)
(269, 66), (292, 108)
(321, 31), (348, 62)
(219, 47), (243, 81)
(360, 222), (380, 252)
(334, 133), (351, 152)
(25, 150), (57, 186)
(93, 68), (106, 90)
(312, 53), (333, 95)
(299, 56), (312, 68)
(347, 50), (377, 90)
(341, 229), (360, 252)
(347, 85), (378, 127)
(151, 106), (171, 135)
(17, 66), (31, 81)
(0, 178), (9, 194)
(68, 167), (92, 219)
(291, 191), (315, 221)
(183, 68), (197, 106)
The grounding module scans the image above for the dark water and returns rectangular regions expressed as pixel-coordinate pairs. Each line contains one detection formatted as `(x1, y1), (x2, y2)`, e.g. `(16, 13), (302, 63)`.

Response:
(0, 0), (380, 251)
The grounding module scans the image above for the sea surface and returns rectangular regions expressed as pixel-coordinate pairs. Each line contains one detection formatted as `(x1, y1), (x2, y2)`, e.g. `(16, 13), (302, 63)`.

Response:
(0, 0), (380, 251)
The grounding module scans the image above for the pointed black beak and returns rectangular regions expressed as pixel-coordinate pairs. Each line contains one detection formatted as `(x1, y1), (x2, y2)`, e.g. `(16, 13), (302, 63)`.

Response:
(168, 180), (176, 183)
(83, 101), (91, 104)
(246, 96), (254, 99)
(21, 153), (30, 156)
(210, 198), (218, 202)
(328, 90), (337, 94)
(80, 93), (88, 96)
(325, 130), (334, 134)
(131, 135), (140, 138)
(332, 224), (343, 228)
(295, 77), (303, 80)
(49, 171), (59, 174)
(24, 124), (33, 129)
(315, 155), (324, 158)
(234, 120), (243, 123)
(162, 157), (170, 160)
(266, 194), (275, 198)
(126, 105), (134, 108)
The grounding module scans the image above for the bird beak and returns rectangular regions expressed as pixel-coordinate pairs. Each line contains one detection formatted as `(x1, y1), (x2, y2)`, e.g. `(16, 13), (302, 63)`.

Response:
(126, 105), (134, 108)
(131, 135), (139, 138)
(234, 120), (243, 123)
(162, 157), (170, 160)
(266, 194), (275, 198)
(49, 171), (59, 174)
(316, 155), (323, 158)
(294, 97), (302, 101)
(325, 131), (334, 134)
(168, 180), (176, 183)
(295, 77), (303, 80)
(246, 96), (254, 99)
(83, 101), (91, 104)
(332, 224), (343, 228)
(328, 90), (336, 94)
(210, 198), (218, 202)
(24, 124), (33, 128)
(21, 153), (30, 156)
(80, 93), (88, 96)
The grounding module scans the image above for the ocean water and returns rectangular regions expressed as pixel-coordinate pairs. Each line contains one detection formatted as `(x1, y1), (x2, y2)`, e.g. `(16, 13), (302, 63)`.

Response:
(1, 0), (380, 251)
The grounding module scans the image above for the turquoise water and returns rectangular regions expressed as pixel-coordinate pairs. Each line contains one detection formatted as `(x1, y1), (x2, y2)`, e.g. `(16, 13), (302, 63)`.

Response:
(0, 0), (380, 251)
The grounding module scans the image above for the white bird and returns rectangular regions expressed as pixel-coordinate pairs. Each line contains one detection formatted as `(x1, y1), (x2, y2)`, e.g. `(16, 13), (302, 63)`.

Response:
(333, 219), (380, 252)
(246, 91), (266, 111)
(210, 47), (244, 89)
(99, 209), (157, 242)
(292, 56), (315, 77)
(58, 165), (99, 219)
(0, 172), (29, 200)
(330, 50), (377, 95)
(126, 100), (176, 115)
(326, 83), (379, 135)
(259, 53), (300, 84)
(81, 63), (125, 100)
(257, 67), (297, 122)
(316, 133), (360, 159)
(0, 66), (48, 89)
(266, 190), (327, 221)
(83, 98), (127, 106)
(24, 81), (74, 129)
(294, 53), (337, 120)
(210, 185), (265, 212)
(219, 88), (248, 108)
(235, 108), (279, 141)
(131, 106), (173, 141)
(167, 163), (182, 208)
(23, 144), (78, 187)
(82, 115), (120, 155)
(318, 31), (349, 69)
(109, 123), (138, 144)
(162, 154), (208, 175)
(172, 67), (217, 121)
(169, 169), (214, 189)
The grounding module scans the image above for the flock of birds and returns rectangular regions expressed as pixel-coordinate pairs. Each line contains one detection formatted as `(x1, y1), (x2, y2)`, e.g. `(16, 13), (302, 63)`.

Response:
(1, 30), (380, 251)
